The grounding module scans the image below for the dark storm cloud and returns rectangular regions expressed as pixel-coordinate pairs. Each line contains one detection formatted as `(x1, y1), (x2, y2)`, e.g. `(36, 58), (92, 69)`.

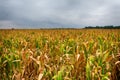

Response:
(0, 0), (120, 28)
(0, 1), (11, 20)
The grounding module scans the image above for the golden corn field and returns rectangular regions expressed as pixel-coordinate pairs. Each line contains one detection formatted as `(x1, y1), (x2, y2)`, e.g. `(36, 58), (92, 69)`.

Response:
(0, 29), (120, 80)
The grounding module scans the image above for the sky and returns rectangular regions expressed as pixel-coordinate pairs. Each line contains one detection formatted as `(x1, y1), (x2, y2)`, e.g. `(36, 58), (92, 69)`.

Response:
(0, 0), (120, 29)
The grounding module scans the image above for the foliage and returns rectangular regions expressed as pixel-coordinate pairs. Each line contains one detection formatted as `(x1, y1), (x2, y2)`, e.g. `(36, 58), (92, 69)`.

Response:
(0, 29), (120, 80)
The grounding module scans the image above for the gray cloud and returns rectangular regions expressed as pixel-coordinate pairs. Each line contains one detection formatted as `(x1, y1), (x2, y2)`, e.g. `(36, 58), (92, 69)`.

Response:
(0, 0), (120, 28)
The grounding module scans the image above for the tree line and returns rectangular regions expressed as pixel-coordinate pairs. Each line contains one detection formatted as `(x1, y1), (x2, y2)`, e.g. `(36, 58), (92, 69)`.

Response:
(85, 25), (120, 29)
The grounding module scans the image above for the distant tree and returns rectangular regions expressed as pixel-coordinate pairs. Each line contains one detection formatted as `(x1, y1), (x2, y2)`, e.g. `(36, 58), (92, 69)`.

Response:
(11, 28), (15, 30)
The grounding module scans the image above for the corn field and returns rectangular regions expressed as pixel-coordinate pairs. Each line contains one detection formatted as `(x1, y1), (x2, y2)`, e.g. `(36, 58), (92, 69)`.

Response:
(0, 29), (120, 80)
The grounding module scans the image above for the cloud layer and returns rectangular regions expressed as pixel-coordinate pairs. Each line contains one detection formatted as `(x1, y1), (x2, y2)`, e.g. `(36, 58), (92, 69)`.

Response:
(0, 0), (120, 28)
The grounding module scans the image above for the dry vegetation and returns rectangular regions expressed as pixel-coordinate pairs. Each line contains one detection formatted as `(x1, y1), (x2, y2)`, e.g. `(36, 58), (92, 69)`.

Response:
(0, 29), (120, 80)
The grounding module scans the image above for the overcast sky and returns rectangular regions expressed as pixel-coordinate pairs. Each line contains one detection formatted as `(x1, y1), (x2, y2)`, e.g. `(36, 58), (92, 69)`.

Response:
(0, 0), (120, 28)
